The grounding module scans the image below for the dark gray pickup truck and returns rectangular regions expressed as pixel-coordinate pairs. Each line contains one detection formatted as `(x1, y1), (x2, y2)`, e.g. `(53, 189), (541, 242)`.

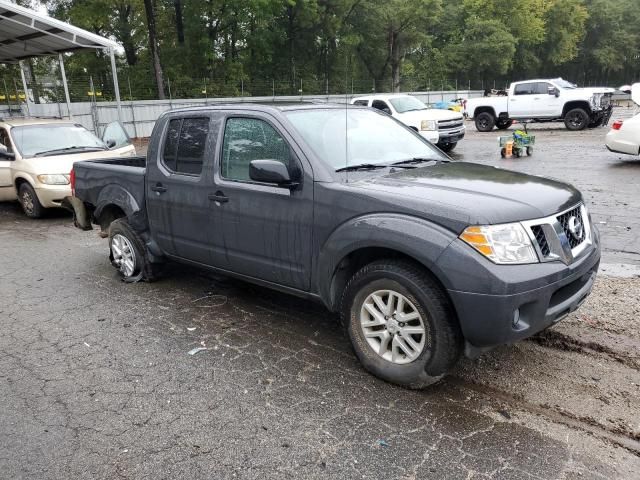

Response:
(66, 103), (600, 388)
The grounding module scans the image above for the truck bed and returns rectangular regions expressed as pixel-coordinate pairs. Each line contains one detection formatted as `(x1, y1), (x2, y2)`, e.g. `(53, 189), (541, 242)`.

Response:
(72, 156), (147, 229)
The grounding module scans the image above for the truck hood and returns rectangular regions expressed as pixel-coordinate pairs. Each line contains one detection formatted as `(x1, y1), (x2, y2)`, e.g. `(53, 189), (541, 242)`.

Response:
(396, 108), (463, 123)
(20, 147), (135, 175)
(577, 87), (615, 95)
(352, 162), (581, 228)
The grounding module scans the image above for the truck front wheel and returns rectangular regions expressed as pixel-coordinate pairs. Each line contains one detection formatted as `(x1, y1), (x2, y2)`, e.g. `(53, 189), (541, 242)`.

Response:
(340, 260), (462, 389)
(108, 218), (157, 282)
(475, 112), (495, 132)
(437, 142), (457, 153)
(564, 108), (589, 131)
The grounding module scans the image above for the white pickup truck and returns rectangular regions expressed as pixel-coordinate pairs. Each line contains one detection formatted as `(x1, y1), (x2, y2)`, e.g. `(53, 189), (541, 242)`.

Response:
(351, 94), (465, 152)
(466, 78), (614, 132)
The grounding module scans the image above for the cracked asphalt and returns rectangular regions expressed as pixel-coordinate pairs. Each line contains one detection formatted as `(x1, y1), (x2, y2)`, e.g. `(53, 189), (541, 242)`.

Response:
(1, 114), (639, 479)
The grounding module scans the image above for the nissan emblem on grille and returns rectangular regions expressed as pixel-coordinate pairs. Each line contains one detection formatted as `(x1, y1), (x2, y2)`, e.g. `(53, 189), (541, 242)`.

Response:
(568, 215), (584, 241)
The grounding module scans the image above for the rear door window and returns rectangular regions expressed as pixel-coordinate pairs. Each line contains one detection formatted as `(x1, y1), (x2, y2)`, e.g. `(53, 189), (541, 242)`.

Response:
(162, 117), (210, 175)
(353, 100), (369, 106)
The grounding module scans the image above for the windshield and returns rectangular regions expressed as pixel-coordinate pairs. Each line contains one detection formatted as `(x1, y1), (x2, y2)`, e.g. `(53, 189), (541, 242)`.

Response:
(11, 124), (106, 157)
(554, 79), (577, 89)
(285, 108), (447, 170)
(388, 96), (427, 113)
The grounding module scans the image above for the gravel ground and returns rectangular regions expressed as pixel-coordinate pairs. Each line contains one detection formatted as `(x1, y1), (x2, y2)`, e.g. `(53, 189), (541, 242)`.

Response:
(1, 115), (639, 479)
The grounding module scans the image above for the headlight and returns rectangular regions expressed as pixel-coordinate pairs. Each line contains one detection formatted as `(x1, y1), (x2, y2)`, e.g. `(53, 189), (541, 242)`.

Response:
(420, 120), (437, 131)
(37, 174), (70, 185)
(460, 223), (538, 264)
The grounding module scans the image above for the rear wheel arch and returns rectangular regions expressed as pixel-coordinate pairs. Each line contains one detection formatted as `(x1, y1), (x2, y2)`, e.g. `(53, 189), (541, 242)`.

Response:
(96, 204), (126, 233)
(473, 106), (496, 119)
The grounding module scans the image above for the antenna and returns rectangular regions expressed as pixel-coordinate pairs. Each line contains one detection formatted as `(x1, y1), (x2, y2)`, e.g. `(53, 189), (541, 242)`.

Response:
(344, 54), (349, 183)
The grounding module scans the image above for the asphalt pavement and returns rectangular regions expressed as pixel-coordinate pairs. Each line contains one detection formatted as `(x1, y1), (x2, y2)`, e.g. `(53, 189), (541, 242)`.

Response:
(1, 115), (639, 479)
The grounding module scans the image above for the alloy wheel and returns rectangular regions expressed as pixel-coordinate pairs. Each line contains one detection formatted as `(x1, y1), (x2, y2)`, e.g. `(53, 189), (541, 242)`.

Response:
(359, 289), (427, 364)
(110, 233), (136, 277)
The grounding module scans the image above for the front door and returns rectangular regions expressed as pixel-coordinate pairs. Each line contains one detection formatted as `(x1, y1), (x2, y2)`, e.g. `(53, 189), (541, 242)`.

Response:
(146, 115), (216, 265)
(509, 82), (540, 118)
(0, 127), (16, 201)
(211, 115), (313, 291)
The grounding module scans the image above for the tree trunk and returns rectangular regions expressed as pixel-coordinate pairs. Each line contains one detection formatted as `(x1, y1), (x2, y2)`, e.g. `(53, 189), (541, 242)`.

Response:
(143, 0), (166, 99)
(173, 0), (185, 44)
(390, 30), (402, 93)
(118, 4), (138, 66)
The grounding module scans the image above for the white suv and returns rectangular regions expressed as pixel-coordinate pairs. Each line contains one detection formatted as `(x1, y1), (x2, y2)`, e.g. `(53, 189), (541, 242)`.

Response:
(351, 94), (465, 152)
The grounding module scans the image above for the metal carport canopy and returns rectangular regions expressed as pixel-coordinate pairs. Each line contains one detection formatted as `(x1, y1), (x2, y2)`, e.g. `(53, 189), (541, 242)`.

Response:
(0, 0), (123, 122)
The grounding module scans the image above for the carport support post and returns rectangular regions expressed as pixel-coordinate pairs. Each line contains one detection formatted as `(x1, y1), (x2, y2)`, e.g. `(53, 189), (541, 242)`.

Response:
(18, 61), (30, 117)
(58, 54), (73, 119)
(108, 48), (123, 124)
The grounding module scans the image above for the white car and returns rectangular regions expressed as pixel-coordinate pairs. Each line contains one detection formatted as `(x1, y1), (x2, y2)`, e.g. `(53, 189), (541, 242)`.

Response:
(0, 118), (136, 217)
(350, 94), (465, 152)
(605, 83), (640, 157)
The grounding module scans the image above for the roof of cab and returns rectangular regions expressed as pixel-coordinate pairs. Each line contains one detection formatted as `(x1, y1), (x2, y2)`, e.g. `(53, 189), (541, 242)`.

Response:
(167, 101), (363, 115)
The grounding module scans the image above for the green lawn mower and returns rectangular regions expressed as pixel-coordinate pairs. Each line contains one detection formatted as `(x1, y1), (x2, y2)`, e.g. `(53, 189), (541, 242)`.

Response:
(499, 122), (535, 158)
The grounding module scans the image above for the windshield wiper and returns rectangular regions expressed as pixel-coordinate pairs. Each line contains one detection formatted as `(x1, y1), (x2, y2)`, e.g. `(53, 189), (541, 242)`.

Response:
(33, 145), (107, 157)
(335, 163), (388, 172)
(391, 157), (438, 166)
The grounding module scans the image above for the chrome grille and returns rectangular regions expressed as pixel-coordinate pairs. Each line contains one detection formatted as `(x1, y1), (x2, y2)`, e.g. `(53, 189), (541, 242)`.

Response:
(557, 206), (586, 248)
(522, 204), (592, 265)
(530, 225), (550, 256)
(437, 119), (464, 131)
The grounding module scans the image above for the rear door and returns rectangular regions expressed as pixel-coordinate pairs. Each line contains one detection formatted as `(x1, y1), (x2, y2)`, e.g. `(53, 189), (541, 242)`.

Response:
(210, 113), (314, 290)
(146, 115), (218, 264)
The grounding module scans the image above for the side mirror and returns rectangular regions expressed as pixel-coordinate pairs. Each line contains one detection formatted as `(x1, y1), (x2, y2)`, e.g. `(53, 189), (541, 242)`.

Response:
(102, 121), (131, 149)
(249, 159), (297, 187)
(0, 144), (15, 160)
(382, 107), (392, 115)
(548, 87), (560, 97)
(105, 139), (117, 148)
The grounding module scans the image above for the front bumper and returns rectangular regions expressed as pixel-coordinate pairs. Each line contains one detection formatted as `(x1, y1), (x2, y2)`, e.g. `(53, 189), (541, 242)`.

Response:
(418, 130), (439, 143)
(35, 184), (72, 208)
(436, 126), (466, 145)
(437, 227), (600, 352)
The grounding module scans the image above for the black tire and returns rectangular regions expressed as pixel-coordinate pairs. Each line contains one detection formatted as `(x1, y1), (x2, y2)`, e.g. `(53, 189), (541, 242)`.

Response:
(564, 108), (589, 131)
(18, 182), (44, 218)
(340, 260), (462, 389)
(437, 142), (457, 153)
(496, 119), (511, 130)
(500, 148), (507, 158)
(475, 112), (495, 132)
(526, 146), (533, 156)
(108, 218), (158, 282)
(514, 148), (522, 158)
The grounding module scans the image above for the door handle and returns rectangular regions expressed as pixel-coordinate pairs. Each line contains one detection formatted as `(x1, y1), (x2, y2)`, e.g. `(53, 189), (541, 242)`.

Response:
(151, 183), (167, 193)
(208, 191), (229, 203)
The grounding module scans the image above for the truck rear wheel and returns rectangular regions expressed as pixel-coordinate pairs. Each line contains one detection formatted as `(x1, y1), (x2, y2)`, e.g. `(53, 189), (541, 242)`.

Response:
(475, 112), (495, 132)
(108, 218), (157, 282)
(340, 260), (462, 389)
(564, 108), (589, 131)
